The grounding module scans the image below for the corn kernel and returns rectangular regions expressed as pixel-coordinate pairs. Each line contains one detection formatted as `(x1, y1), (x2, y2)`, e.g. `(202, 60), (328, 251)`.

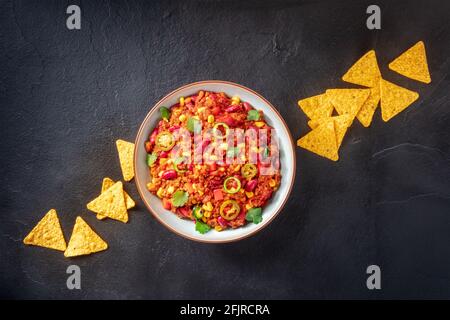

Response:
(232, 96), (240, 103)
(269, 179), (276, 188)
(193, 115), (200, 120)
(207, 115), (214, 123)
(245, 191), (254, 198)
(185, 97), (192, 103)
(214, 226), (223, 232)
(203, 202), (213, 211)
(179, 114), (186, 122)
(201, 216), (208, 223)
(156, 187), (164, 198)
(234, 165), (241, 172)
(159, 158), (167, 165)
(167, 186), (174, 194)
(219, 167), (225, 172)
(192, 183), (197, 190)
(158, 171), (163, 177)
(179, 97), (185, 107)
(204, 211), (211, 218)
(255, 121), (265, 128)
(198, 190), (204, 196)
(245, 204), (253, 210)
(239, 189), (245, 194)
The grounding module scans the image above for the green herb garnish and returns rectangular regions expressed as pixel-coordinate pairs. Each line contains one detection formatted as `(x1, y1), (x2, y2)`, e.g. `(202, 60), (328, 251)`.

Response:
(245, 207), (263, 224)
(187, 117), (201, 133)
(171, 190), (189, 207)
(146, 152), (158, 167)
(247, 110), (260, 121)
(195, 220), (211, 234)
(160, 106), (170, 120)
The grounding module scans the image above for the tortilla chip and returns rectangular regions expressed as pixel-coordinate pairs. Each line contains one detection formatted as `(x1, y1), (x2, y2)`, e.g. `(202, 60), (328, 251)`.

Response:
(116, 139), (135, 182)
(297, 120), (338, 161)
(97, 177), (135, 220)
(87, 181), (129, 223)
(380, 79), (419, 122)
(326, 89), (370, 121)
(388, 41), (431, 84)
(64, 217), (108, 258)
(297, 93), (334, 120)
(307, 115), (352, 149)
(356, 82), (381, 127)
(23, 209), (67, 251)
(342, 50), (381, 87)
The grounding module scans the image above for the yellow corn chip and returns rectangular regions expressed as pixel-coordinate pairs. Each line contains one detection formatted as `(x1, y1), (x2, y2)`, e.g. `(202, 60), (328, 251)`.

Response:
(356, 82), (381, 127)
(342, 50), (381, 87)
(64, 217), (108, 258)
(388, 41), (431, 84)
(307, 115), (352, 149)
(297, 93), (334, 120)
(87, 181), (129, 223)
(297, 120), (338, 161)
(23, 209), (67, 252)
(380, 79), (419, 122)
(326, 89), (370, 121)
(97, 177), (135, 220)
(116, 139), (135, 182)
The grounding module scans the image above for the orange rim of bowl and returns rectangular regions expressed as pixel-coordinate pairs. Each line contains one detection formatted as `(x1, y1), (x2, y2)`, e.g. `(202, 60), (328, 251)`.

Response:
(134, 80), (296, 243)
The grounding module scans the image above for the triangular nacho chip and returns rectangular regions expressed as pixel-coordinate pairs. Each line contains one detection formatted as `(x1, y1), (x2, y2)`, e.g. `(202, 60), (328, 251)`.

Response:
(97, 178), (135, 220)
(297, 120), (338, 161)
(116, 139), (135, 182)
(326, 89), (370, 121)
(23, 209), (67, 251)
(307, 115), (352, 149)
(64, 217), (108, 258)
(356, 82), (381, 127)
(87, 181), (129, 223)
(342, 50), (381, 87)
(380, 79), (419, 122)
(297, 93), (334, 120)
(388, 41), (431, 84)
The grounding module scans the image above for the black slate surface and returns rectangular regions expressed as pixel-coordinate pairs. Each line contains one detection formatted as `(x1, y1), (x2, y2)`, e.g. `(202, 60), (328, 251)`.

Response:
(1, 0), (449, 299)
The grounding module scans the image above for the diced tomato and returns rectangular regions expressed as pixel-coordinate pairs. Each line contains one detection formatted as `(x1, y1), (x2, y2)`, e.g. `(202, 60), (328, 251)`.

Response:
(208, 162), (217, 171)
(213, 189), (223, 201)
(162, 198), (172, 210)
(185, 183), (194, 194)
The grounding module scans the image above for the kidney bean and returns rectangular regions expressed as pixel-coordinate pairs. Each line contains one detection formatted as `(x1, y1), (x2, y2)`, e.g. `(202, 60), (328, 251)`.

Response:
(245, 179), (258, 192)
(225, 104), (242, 113)
(188, 164), (194, 171)
(149, 128), (159, 144)
(161, 170), (177, 180)
(212, 106), (221, 115)
(243, 102), (253, 111)
(159, 151), (169, 158)
(217, 216), (229, 227)
(169, 125), (180, 132)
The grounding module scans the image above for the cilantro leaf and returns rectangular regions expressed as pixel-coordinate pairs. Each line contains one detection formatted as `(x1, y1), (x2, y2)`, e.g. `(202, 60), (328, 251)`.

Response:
(146, 152), (158, 167)
(195, 220), (211, 234)
(187, 117), (201, 133)
(247, 110), (260, 121)
(171, 190), (189, 207)
(245, 207), (263, 224)
(160, 106), (170, 120)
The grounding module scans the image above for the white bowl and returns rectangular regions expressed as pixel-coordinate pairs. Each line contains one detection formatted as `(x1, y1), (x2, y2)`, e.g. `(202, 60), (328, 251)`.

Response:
(134, 81), (296, 243)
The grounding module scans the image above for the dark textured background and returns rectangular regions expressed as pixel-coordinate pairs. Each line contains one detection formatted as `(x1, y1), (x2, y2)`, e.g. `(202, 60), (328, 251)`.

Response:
(1, 0), (449, 299)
